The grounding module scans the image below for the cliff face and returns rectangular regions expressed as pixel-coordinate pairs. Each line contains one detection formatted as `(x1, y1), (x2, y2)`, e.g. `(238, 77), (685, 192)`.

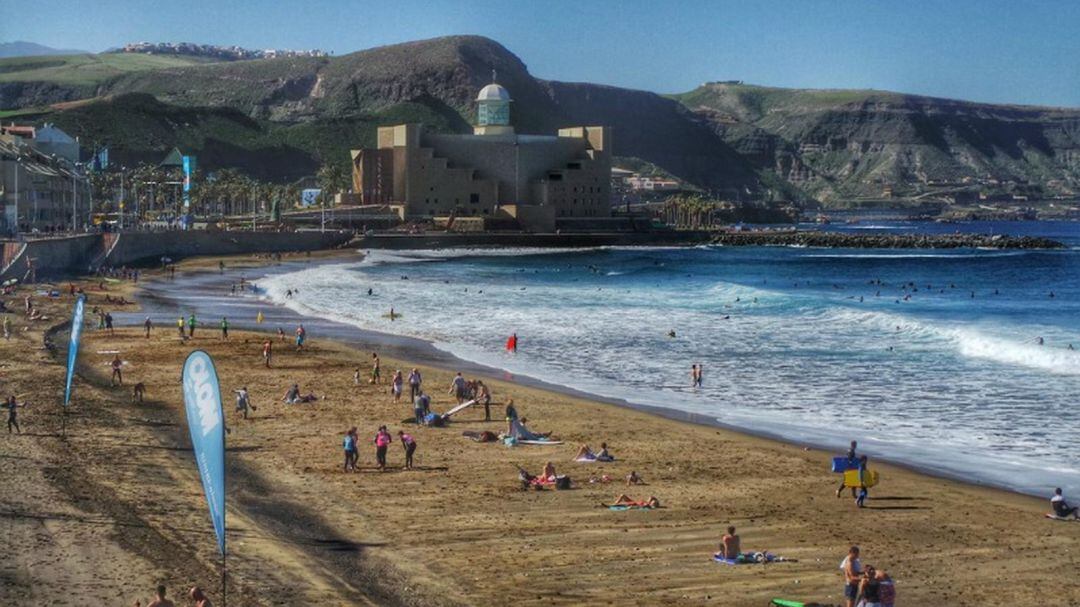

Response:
(676, 84), (1080, 203)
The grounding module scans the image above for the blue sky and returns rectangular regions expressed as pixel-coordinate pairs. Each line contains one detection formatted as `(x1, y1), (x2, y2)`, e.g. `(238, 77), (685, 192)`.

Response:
(7, 0), (1080, 107)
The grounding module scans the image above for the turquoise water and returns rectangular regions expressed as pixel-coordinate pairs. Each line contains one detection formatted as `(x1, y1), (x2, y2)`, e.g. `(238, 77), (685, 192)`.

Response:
(261, 221), (1080, 497)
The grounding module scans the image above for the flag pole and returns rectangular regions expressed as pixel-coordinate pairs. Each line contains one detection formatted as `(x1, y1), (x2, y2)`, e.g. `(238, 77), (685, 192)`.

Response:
(221, 422), (227, 607)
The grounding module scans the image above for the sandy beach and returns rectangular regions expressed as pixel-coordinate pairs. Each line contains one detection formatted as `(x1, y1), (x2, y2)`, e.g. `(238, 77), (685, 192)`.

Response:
(1, 260), (1078, 606)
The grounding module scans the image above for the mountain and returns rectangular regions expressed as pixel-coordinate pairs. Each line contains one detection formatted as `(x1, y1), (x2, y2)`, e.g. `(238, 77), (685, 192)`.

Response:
(2, 36), (1078, 204)
(0, 41), (87, 58)
(673, 83), (1080, 204)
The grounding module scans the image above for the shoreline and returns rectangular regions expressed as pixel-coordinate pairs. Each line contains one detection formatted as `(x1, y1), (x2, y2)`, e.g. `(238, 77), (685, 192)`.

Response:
(124, 251), (1052, 501)
(3, 262), (1077, 605)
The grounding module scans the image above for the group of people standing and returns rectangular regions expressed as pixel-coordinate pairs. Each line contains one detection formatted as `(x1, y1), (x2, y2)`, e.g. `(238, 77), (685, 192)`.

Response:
(343, 425), (417, 472)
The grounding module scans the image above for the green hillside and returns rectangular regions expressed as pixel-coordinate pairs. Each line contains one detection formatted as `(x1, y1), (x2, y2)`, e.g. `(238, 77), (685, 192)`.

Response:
(42, 93), (466, 181)
(0, 53), (215, 85)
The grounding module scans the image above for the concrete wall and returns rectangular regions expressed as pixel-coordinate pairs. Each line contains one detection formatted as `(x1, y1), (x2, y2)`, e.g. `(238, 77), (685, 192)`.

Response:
(103, 230), (354, 266)
(356, 230), (709, 250)
(0, 234), (101, 281)
(0, 230), (354, 280)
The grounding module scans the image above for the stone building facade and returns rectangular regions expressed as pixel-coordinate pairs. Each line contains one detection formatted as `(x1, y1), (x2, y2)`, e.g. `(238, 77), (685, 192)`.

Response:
(351, 80), (611, 230)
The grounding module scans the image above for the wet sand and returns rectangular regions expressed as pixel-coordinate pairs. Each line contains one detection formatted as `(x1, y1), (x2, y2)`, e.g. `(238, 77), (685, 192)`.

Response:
(1, 263), (1078, 606)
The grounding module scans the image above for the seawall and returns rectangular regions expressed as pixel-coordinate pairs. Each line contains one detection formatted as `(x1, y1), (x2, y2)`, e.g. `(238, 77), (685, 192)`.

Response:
(710, 231), (1064, 249)
(102, 230), (353, 266)
(0, 230), (353, 281)
(355, 230), (711, 249)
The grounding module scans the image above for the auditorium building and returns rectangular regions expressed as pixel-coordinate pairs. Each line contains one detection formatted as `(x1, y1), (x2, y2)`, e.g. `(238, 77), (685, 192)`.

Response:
(351, 79), (611, 231)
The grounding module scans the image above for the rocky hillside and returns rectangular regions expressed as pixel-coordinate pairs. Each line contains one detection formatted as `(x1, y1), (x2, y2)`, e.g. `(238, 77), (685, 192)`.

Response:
(4, 36), (1079, 205)
(674, 83), (1080, 204)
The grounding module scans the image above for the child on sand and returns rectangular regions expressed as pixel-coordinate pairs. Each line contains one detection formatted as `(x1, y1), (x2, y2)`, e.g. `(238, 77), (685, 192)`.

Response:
(391, 370), (403, 402)
(398, 430), (416, 470)
(374, 426), (392, 470)
(110, 354), (124, 386)
(343, 427), (358, 472)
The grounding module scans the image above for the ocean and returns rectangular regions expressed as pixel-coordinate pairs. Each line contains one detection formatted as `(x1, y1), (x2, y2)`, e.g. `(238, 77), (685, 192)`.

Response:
(258, 221), (1080, 497)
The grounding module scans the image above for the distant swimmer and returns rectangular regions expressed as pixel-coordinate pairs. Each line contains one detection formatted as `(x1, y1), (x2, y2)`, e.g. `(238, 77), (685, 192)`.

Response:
(1049, 291), (1056, 298)
(668, 330), (676, 338)
(286, 289), (293, 299)
(1069, 344), (1075, 351)
(368, 288), (373, 296)
(971, 291), (975, 298)
(1037, 337), (1045, 345)
(722, 315), (730, 320)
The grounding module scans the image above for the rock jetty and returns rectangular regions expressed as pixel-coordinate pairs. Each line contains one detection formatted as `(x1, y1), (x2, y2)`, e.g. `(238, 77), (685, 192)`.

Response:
(710, 231), (1064, 249)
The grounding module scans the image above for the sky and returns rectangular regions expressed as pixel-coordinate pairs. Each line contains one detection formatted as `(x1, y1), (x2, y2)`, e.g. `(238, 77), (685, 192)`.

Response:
(5, 0), (1080, 107)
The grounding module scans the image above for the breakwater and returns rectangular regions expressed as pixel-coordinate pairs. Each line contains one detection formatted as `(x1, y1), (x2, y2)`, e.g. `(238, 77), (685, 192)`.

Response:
(711, 231), (1065, 249)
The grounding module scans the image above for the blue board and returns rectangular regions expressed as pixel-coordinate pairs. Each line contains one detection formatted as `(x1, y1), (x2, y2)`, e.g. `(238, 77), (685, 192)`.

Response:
(832, 456), (858, 473)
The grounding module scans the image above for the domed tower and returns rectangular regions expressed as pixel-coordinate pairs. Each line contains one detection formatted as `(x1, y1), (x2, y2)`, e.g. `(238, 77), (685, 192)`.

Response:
(474, 71), (514, 136)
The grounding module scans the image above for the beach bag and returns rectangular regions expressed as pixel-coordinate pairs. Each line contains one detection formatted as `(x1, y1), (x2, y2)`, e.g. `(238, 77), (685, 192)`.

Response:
(555, 475), (571, 490)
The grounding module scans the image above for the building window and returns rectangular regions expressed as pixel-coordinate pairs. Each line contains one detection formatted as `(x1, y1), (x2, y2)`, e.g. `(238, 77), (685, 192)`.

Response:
(470, 193), (480, 203)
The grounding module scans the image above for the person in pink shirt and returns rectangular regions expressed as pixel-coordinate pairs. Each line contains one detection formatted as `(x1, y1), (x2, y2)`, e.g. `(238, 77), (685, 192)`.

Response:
(398, 430), (417, 470)
(374, 425), (392, 471)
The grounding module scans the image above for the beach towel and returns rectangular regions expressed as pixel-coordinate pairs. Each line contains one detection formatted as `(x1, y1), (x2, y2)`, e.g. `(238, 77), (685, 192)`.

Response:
(714, 552), (792, 565)
(508, 418), (550, 441)
(608, 504), (653, 511)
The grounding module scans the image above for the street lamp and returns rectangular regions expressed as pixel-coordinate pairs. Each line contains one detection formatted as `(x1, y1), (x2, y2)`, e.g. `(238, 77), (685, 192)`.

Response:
(13, 154), (22, 236)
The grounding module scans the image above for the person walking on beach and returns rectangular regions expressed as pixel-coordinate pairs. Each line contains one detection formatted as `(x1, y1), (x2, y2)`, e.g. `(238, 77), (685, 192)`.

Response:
(233, 387), (254, 420)
(399, 430), (416, 470)
(295, 324), (306, 352)
(391, 370), (403, 403)
(370, 352), (381, 384)
(407, 368), (422, 401)
(143, 316), (153, 338)
(262, 339), (272, 368)
(449, 372), (467, 405)
(220, 317), (229, 340)
(110, 354), (124, 386)
(837, 440), (859, 498)
(840, 545), (863, 607)
(187, 313), (197, 338)
(277, 327), (286, 342)
(343, 427), (358, 472)
(4, 396), (26, 434)
(177, 317), (185, 340)
(105, 312), (114, 336)
(374, 425), (392, 471)
(3, 313), (12, 339)
(855, 455), (870, 507)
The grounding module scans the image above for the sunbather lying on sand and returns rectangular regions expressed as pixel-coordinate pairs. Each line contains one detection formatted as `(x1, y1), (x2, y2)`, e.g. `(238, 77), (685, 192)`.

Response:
(574, 442), (615, 462)
(605, 494), (660, 509)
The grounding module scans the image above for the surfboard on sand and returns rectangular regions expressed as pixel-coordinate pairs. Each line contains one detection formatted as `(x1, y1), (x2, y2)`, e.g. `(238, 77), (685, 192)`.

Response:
(517, 439), (563, 446)
(444, 399), (477, 417)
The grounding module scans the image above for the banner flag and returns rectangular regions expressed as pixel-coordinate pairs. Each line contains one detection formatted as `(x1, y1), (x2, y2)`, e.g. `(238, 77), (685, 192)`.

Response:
(63, 295), (86, 406)
(182, 350), (226, 555)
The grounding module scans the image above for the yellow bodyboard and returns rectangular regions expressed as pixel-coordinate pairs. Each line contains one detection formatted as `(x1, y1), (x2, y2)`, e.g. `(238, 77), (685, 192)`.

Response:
(843, 468), (879, 488)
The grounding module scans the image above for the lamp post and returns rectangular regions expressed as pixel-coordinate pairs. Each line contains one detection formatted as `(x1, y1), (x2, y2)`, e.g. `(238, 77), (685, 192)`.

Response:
(119, 167), (126, 230)
(12, 154), (23, 236)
